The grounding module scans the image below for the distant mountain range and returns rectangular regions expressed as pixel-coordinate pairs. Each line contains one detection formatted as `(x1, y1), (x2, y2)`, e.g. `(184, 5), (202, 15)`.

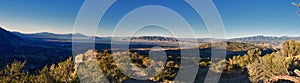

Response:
(131, 36), (179, 42)
(12, 31), (88, 40)
(1, 26), (300, 46)
(229, 35), (300, 42)
(227, 36), (300, 46)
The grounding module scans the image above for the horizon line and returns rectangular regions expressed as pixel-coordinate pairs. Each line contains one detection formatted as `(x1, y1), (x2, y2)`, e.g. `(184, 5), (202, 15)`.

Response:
(1, 26), (300, 39)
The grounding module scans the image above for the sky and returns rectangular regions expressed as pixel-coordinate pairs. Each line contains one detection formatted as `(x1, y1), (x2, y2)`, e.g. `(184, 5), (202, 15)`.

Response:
(0, 0), (299, 38)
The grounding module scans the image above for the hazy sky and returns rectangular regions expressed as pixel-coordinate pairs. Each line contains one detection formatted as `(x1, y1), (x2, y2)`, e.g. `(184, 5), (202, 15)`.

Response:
(0, 0), (299, 38)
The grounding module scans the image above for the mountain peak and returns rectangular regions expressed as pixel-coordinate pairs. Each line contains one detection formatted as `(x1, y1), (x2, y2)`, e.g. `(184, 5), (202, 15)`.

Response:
(0, 27), (9, 32)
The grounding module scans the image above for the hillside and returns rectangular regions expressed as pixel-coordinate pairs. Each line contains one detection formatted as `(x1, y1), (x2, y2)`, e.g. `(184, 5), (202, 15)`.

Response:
(0, 27), (25, 52)
(199, 42), (261, 52)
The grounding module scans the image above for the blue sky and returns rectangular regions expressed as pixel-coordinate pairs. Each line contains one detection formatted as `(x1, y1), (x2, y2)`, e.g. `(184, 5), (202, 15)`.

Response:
(0, 0), (299, 38)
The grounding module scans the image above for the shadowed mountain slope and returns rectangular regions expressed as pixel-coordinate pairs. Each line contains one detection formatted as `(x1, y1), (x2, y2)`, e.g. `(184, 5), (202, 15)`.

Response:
(0, 27), (25, 52)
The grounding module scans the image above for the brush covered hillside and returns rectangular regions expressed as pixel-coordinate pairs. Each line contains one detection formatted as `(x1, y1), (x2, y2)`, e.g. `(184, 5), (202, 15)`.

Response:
(0, 27), (25, 52)
(199, 42), (274, 52)
(2, 40), (300, 82)
(199, 42), (275, 58)
(200, 42), (259, 51)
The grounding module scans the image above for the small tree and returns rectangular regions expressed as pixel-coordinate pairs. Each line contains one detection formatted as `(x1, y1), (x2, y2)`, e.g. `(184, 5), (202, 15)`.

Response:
(31, 66), (53, 83)
(0, 60), (28, 83)
(210, 59), (227, 73)
(247, 53), (291, 82)
(49, 57), (77, 82)
(227, 48), (262, 71)
(281, 40), (300, 57)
